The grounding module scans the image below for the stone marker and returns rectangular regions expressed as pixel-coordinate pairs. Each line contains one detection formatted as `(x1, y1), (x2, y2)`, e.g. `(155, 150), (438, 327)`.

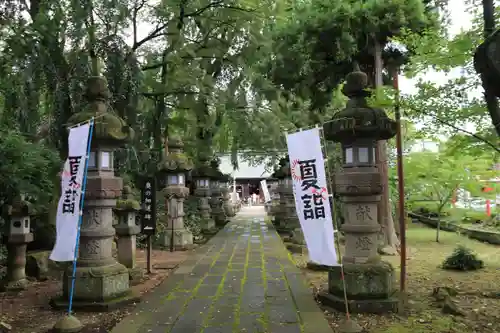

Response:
(113, 186), (142, 279)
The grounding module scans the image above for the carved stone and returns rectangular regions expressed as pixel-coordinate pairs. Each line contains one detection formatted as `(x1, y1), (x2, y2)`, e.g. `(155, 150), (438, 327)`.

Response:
(319, 66), (397, 314)
(52, 76), (135, 310)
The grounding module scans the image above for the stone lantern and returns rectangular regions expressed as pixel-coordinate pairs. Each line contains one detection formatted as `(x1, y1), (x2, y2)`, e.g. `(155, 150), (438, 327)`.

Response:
(113, 186), (141, 270)
(3, 195), (33, 291)
(158, 136), (193, 250)
(274, 158), (303, 244)
(270, 162), (285, 227)
(209, 159), (226, 227)
(54, 76), (135, 309)
(192, 153), (216, 234)
(220, 173), (235, 219)
(320, 66), (398, 313)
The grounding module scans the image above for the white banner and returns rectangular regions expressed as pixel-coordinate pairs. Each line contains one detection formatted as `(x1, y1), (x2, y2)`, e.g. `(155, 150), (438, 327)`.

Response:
(50, 123), (91, 262)
(260, 180), (271, 202)
(286, 128), (338, 266)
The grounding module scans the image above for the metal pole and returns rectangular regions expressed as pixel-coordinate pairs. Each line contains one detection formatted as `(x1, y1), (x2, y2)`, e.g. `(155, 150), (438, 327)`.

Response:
(392, 67), (407, 309)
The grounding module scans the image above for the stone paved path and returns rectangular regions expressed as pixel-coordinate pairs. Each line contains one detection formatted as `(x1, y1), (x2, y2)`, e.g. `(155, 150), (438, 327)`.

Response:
(112, 206), (332, 333)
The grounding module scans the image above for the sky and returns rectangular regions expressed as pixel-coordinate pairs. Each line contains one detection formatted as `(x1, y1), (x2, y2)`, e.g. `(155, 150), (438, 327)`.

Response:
(401, 0), (476, 152)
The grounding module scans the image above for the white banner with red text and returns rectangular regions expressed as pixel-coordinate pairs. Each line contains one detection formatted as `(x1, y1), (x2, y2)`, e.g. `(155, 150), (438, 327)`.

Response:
(50, 123), (91, 262)
(286, 128), (339, 266)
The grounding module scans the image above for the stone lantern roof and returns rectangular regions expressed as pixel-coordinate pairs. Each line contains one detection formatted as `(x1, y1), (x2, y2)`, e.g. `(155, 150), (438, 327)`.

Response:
(192, 151), (217, 179)
(66, 77), (134, 147)
(271, 156), (291, 179)
(8, 195), (32, 217)
(323, 66), (397, 143)
(157, 136), (193, 173)
(116, 186), (140, 212)
(209, 159), (227, 182)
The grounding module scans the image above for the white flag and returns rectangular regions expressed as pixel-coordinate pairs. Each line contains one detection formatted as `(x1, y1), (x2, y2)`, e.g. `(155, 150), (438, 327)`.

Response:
(260, 180), (271, 202)
(286, 128), (339, 266)
(50, 123), (91, 262)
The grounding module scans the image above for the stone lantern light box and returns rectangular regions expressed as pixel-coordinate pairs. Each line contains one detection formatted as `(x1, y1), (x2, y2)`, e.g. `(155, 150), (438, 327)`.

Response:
(10, 212), (30, 235)
(9, 197), (32, 235)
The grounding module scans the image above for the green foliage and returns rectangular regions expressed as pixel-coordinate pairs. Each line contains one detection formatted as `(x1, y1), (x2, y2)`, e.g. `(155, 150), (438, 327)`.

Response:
(184, 196), (202, 238)
(0, 128), (59, 211)
(402, 143), (497, 216)
(264, 0), (440, 118)
(442, 245), (484, 271)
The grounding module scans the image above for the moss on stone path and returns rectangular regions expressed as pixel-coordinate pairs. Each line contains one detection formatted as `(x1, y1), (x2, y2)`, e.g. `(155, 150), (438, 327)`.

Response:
(111, 207), (332, 333)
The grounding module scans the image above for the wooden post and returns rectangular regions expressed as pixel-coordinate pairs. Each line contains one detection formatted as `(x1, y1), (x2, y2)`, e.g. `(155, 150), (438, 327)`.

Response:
(147, 235), (152, 274)
(392, 67), (407, 313)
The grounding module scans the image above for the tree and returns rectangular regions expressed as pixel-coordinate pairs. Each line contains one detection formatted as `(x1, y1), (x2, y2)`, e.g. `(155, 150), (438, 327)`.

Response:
(255, 0), (444, 252)
(397, 3), (500, 150)
(403, 145), (496, 242)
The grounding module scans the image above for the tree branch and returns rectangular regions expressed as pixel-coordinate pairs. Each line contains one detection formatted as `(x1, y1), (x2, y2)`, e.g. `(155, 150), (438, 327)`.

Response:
(132, 0), (147, 47)
(141, 90), (198, 97)
(409, 108), (500, 153)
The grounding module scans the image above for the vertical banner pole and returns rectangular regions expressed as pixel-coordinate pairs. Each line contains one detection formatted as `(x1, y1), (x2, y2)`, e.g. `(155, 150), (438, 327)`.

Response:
(392, 67), (407, 312)
(67, 118), (94, 315)
(318, 126), (351, 319)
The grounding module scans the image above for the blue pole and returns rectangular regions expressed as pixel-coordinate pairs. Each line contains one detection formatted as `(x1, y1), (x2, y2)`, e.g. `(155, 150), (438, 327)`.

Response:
(67, 118), (94, 315)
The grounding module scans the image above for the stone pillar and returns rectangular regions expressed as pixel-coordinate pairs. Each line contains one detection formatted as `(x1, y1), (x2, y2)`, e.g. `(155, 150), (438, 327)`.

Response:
(209, 160), (226, 226)
(114, 186), (141, 270)
(55, 76), (135, 309)
(210, 185), (225, 226)
(221, 184), (235, 219)
(319, 66), (398, 314)
(193, 154), (216, 233)
(159, 137), (193, 250)
(3, 197), (33, 291)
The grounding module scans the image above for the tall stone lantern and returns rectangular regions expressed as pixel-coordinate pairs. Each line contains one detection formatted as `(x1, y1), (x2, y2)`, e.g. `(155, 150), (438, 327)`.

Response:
(192, 153), (216, 234)
(209, 159), (226, 227)
(55, 76), (135, 309)
(3, 195), (33, 291)
(220, 173), (235, 219)
(320, 66), (398, 313)
(113, 186), (141, 270)
(275, 158), (302, 244)
(158, 136), (193, 250)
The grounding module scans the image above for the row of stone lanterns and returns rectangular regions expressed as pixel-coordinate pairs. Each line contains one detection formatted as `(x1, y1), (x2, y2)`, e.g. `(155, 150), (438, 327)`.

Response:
(268, 157), (305, 246)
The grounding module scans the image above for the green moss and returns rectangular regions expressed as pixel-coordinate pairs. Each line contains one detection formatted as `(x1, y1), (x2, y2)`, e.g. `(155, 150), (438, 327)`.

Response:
(158, 152), (193, 172)
(116, 199), (140, 211)
(67, 111), (134, 145)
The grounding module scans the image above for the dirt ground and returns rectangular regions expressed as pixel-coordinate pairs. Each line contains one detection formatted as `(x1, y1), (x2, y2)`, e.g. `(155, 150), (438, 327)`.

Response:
(0, 249), (191, 333)
(290, 224), (500, 333)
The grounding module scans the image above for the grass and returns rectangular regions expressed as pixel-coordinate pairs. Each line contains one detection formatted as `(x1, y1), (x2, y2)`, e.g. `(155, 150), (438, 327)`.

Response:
(292, 224), (500, 333)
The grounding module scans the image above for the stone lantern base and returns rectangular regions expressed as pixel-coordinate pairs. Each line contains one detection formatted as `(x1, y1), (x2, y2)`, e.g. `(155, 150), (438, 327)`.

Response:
(162, 229), (194, 250)
(51, 263), (138, 311)
(290, 227), (306, 245)
(318, 261), (398, 314)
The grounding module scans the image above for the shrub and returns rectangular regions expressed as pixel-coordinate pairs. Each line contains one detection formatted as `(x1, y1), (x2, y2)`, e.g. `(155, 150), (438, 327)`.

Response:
(442, 245), (484, 271)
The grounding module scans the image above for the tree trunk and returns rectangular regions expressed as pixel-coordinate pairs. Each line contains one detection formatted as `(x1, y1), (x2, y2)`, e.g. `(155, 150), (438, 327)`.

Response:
(373, 39), (400, 255)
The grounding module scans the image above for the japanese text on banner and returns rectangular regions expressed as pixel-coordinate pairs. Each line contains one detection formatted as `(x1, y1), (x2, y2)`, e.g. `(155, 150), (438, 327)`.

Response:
(286, 128), (338, 266)
(50, 123), (91, 262)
